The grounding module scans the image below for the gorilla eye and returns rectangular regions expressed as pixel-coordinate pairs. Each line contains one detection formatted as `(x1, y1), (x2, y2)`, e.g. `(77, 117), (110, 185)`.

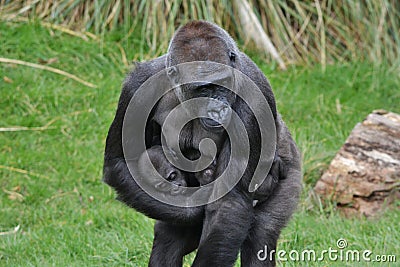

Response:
(167, 171), (177, 181)
(229, 52), (236, 62)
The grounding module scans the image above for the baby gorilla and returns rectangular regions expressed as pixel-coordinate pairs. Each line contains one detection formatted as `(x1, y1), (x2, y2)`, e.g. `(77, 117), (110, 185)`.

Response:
(139, 146), (286, 203)
(138, 146), (216, 196)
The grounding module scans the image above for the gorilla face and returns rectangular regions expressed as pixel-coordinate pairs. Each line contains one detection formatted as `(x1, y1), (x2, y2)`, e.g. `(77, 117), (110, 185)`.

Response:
(167, 66), (236, 132)
(138, 146), (187, 195)
(166, 32), (238, 133)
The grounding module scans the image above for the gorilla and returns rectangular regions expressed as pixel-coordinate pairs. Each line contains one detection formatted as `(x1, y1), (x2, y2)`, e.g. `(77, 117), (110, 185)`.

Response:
(103, 21), (302, 267)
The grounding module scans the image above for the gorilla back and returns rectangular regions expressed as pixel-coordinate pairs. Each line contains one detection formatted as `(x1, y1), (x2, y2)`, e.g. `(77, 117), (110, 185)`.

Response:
(103, 21), (301, 267)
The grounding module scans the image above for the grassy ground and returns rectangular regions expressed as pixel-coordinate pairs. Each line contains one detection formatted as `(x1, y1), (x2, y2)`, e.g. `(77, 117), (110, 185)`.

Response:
(0, 21), (399, 266)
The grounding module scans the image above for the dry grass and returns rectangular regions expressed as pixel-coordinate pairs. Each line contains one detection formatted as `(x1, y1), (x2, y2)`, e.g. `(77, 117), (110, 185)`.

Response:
(0, 57), (97, 88)
(1, 0), (399, 65)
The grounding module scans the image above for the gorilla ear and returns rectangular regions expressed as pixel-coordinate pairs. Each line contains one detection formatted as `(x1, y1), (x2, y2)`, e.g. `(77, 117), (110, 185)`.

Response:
(229, 52), (238, 68)
(229, 52), (236, 63)
(167, 66), (179, 84)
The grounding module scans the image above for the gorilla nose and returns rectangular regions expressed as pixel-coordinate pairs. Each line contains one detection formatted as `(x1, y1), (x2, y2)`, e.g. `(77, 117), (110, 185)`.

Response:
(201, 102), (232, 130)
(172, 181), (183, 186)
(209, 110), (222, 121)
(207, 105), (230, 123)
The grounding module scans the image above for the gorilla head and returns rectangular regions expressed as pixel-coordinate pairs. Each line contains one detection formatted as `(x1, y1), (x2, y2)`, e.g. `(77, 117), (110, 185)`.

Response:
(165, 21), (239, 132)
(138, 145), (187, 195)
(166, 21), (238, 66)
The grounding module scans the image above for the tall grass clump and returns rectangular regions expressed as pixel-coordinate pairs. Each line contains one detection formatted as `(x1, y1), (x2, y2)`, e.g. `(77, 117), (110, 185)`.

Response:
(1, 0), (399, 66)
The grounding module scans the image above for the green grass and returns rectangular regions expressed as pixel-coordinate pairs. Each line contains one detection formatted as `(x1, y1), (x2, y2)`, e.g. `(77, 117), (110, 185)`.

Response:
(1, 21), (399, 266)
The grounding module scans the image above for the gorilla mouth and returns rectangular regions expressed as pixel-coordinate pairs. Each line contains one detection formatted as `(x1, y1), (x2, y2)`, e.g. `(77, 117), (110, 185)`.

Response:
(200, 118), (224, 131)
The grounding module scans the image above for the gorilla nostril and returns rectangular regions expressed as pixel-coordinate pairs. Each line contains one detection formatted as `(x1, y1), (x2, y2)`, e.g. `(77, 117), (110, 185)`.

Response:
(221, 107), (227, 115)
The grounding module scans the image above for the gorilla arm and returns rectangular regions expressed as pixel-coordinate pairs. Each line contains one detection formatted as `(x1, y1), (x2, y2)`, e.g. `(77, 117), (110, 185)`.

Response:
(103, 56), (204, 224)
(192, 52), (291, 266)
(241, 116), (302, 266)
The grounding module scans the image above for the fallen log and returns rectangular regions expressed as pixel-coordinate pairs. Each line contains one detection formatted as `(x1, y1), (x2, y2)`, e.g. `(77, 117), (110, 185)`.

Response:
(314, 110), (400, 217)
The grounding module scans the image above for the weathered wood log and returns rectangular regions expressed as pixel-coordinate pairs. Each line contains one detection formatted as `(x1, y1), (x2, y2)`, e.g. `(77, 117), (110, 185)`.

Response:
(314, 110), (400, 217)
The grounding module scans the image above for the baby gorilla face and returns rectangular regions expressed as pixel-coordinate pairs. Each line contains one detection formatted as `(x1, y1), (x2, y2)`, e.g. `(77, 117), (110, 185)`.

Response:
(138, 146), (187, 195)
(139, 146), (218, 194)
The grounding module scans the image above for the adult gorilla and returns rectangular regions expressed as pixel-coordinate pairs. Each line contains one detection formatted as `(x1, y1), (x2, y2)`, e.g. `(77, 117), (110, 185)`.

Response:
(103, 21), (301, 266)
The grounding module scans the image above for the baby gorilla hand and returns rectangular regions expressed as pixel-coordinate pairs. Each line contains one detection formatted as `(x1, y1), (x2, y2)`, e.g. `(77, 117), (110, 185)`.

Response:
(195, 158), (217, 186)
(138, 146), (187, 195)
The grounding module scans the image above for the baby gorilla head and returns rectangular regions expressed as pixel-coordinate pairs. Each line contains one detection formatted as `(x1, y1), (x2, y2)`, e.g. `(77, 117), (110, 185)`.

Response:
(138, 146), (187, 195)
(139, 146), (218, 193)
